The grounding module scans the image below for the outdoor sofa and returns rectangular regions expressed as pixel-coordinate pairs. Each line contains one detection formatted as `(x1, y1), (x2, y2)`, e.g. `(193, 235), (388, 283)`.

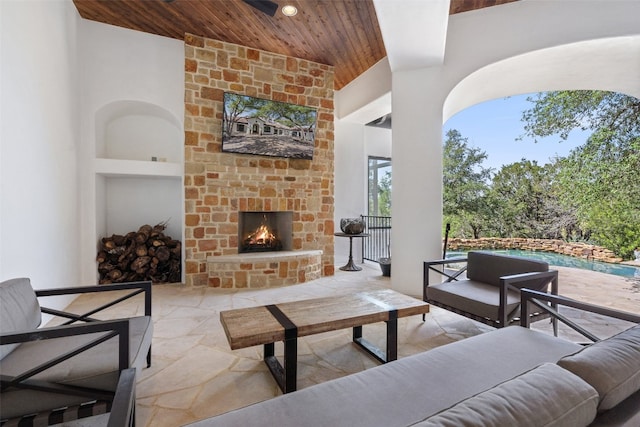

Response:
(186, 289), (640, 427)
(0, 277), (152, 426)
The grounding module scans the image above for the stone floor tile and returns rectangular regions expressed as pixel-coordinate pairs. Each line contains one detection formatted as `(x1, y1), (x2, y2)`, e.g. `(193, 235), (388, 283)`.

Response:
(55, 257), (639, 426)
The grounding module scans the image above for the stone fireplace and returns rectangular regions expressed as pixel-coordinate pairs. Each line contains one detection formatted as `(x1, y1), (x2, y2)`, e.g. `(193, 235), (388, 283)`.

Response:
(238, 211), (293, 253)
(183, 34), (335, 287)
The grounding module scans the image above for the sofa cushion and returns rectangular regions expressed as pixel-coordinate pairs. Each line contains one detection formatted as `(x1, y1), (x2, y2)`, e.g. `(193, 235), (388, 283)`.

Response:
(410, 363), (598, 427)
(557, 324), (640, 411)
(427, 279), (521, 320)
(0, 278), (42, 360)
(466, 251), (549, 287)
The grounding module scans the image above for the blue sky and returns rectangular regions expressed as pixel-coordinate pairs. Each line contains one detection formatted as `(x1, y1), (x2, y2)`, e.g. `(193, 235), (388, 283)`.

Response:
(443, 93), (590, 172)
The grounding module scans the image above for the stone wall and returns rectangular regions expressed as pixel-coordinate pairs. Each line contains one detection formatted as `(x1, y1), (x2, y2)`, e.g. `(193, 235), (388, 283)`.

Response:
(183, 34), (335, 286)
(447, 238), (622, 263)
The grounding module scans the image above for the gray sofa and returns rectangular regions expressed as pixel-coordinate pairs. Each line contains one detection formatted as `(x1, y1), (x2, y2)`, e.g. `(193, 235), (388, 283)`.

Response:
(186, 291), (640, 427)
(0, 277), (153, 426)
(424, 251), (559, 327)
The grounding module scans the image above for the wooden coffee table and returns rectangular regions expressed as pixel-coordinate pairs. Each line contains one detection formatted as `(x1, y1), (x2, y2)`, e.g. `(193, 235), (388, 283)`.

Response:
(220, 289), (429, 393)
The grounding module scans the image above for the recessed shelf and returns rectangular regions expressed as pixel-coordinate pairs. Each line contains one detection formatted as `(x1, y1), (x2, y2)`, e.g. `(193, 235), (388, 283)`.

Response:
(95, 158), (182, 178)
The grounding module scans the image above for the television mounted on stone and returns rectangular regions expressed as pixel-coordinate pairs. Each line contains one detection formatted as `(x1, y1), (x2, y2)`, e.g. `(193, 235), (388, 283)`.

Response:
(222, 92), (317, 160)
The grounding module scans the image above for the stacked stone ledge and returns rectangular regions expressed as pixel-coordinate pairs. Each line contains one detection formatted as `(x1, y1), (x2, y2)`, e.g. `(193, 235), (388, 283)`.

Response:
(447, 238), (623, 264)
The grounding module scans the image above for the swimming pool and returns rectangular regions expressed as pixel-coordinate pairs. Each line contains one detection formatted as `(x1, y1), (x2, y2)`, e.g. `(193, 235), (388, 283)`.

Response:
(446, 249), (640, 278)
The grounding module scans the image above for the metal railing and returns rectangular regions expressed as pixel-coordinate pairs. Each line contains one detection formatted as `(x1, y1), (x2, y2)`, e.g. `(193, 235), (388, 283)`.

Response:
(361, 215), (391, 262)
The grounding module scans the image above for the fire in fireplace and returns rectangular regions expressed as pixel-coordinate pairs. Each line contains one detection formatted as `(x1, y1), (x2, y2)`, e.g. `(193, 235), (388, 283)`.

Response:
(238, 211), (293, 253)
(243, 223), (281, 251)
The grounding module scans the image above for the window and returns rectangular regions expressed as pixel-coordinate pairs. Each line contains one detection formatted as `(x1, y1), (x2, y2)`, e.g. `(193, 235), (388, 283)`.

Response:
(368, 156), (392, 216)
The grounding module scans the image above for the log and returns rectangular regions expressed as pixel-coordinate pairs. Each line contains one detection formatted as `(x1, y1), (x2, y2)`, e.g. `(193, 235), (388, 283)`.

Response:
(130, 256), (151, 271)
(97, 222), (181, 284)
(136, 245), (148, 257)
(156, 246), (171, 262)
(107, 269), (123, 280)
(96, 251), (107, 263)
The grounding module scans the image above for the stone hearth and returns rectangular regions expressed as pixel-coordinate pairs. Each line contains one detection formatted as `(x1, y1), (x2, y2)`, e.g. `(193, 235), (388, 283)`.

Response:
(207, 250), (322, 288)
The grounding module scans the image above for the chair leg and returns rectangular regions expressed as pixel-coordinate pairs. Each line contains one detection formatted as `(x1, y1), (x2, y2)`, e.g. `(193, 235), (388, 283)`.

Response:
(146, 346), (151, 368)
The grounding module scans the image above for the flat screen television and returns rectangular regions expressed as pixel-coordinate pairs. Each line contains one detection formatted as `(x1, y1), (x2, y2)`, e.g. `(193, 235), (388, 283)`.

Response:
(222, 92), (317, 160)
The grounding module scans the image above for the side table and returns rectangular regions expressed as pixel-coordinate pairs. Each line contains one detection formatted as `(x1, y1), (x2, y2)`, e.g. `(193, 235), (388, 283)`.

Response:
(334, 232), (370, 271)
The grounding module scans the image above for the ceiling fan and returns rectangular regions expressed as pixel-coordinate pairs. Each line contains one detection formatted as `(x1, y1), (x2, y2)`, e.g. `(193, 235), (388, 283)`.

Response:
(242, 0), (279, 17)
(162, 0), (279, 17)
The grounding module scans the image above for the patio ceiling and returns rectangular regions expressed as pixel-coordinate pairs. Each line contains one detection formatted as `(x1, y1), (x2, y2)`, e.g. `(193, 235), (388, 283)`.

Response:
(72, 0), (517, 90)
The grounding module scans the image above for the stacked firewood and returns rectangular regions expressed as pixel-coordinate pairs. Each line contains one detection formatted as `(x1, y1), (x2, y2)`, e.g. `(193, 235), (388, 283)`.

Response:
(97, 223), (181, 284)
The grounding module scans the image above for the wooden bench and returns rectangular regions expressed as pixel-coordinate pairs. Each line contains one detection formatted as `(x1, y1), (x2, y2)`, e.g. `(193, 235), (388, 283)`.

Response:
(220, 289), (429, 393)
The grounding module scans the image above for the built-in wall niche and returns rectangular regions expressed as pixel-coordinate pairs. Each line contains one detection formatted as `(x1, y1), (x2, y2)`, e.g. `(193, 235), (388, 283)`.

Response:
(94, 100), (184, 281)
(104, 114), (181, 162)
(102, 177), (182, 241)
(95, 100), (183, 177)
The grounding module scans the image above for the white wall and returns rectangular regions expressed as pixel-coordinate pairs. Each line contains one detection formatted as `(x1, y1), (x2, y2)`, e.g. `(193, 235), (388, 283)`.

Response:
(1, 0), (80, 305)
(333, 121), (365, 260)
(333, 120), (392, 262)
(77, 19), (184, 283)
(1, 0), (184, 302)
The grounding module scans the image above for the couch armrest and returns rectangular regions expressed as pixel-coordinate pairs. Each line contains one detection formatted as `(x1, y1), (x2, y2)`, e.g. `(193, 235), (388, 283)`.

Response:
(107, 368), (136, 427)
(423, 258), (468, 320)
(520, 289), (640, 341)
(0, 318), (131, 373)
(423, 258), (468, 289)
(424, 257), (468, 267)
(498, 270), (559, 328)
(501, 270), (559, 293)
(36, 281), (152, 323)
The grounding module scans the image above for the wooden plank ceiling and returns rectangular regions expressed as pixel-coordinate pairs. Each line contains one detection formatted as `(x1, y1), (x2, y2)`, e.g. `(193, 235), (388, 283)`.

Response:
(73, 0), (517, 90)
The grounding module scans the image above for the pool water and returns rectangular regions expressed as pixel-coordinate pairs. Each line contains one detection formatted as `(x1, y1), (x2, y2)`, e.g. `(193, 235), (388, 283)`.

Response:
(446, 249), (640, 279)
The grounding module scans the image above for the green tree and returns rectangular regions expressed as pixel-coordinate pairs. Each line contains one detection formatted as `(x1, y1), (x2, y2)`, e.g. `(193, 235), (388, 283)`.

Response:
(377, 171), (392, 216)
(521, 91), (640, 257)
(488, 160), (574, 239)
(223, 93), (267, 136)
(521, 91), (640, 143)
(555, 130), (640, 257)
(443, 129), (492, 238)
(258, 102), (317, 141)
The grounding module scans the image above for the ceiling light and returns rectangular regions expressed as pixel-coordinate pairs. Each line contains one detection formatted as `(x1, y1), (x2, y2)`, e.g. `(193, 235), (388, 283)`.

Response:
(282, 5), (298, 16)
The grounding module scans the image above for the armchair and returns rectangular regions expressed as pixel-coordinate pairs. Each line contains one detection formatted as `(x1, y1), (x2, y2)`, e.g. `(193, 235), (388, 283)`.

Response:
(423, 251), (558, 329)
(0, 278), (152, 426)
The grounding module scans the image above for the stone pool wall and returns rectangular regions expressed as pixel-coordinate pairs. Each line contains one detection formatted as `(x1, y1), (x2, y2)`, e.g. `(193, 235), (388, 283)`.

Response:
(446, 238), (622, 263)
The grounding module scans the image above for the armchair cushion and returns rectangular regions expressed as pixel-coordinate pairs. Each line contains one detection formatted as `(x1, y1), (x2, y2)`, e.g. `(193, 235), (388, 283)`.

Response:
(0, 316), (152, 419)
(557, 324), (640, 411)
(0, 278), (42, 360)
(466, 251), (549, 288)
(427, 279), (521, 320)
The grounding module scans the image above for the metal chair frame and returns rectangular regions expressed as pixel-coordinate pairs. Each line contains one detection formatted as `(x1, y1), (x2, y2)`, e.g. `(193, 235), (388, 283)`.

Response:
(0, 281), (151, 426)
